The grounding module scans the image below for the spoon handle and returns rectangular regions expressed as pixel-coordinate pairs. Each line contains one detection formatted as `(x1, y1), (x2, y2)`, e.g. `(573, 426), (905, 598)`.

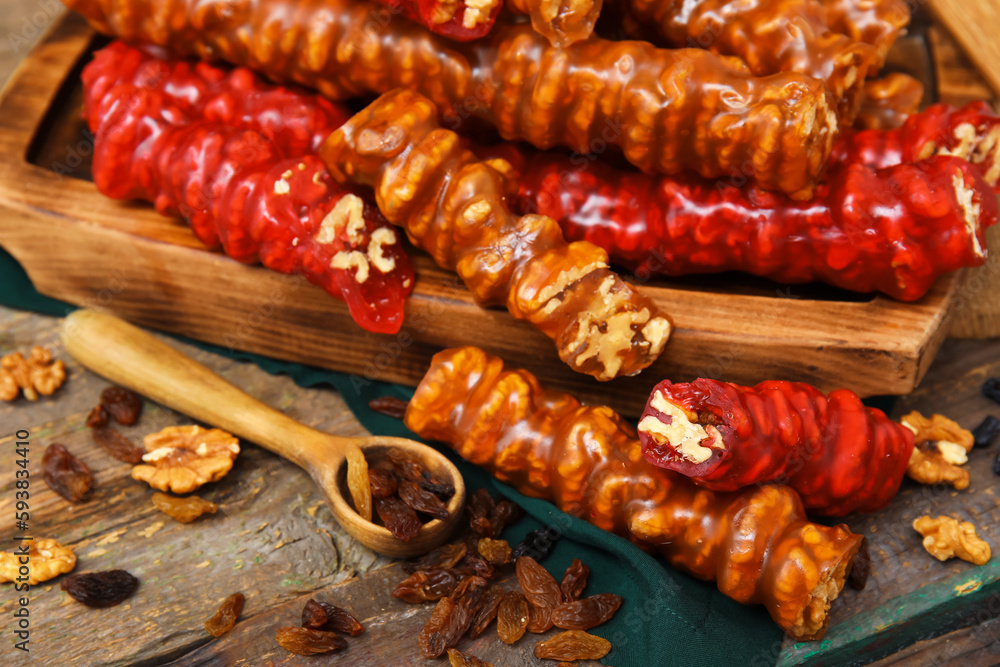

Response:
(62, 309), (348, 469)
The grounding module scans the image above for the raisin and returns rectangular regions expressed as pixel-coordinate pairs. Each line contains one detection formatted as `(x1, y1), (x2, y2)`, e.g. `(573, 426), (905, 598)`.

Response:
(463, 552), (497, 580)
(848, 537), (870, 591)
(477, 538), (511, 565)
(973, 415), (1000, 448)
(61, 570), (138, 607)
(447, 648), (494, 667)
(418, 576), (490, 658)
(490, 500), (522, 535)
(512, 527), (560, 561)
(402, 542), (467, 574)
(387, 448), (455, 498)
(399, 480), (451, 520)
(534, 630), (612, 661)
(556, 664), (575, 667)
(984, 378), (1000, 404)
(204, 592), (244, 637)
(301, 598), (364, 636)
(152, 492), (217, 523)
(90, 425), (143, 464)
(497, 590), (530, 644)
(85, 404), (109, 428)
(468, 584), (504, 639)
(374, 496), (421, 541)
(560, 559), (589, 602)
(369, 465), (398, 498)
(993, 448), (1000, 477)
(551, 593), (623, 630)
(468, 488), (496, 537)
(393, 568), (466, 603)
(42, 443), (94, 503)
(275, 627), (346, 655)
(368, 396), (409, 419)
(527, 600), (553, 634)
(100, 386), (143, 425)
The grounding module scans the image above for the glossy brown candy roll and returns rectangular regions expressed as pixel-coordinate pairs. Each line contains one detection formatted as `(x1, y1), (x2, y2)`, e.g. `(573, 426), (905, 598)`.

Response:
(404, 347), (866, 640)
(822, 0), (911, 67)
(507, 0), (602, 46)
(320, 90), (671, 381)
(63, 0), (837, 199)
(619, 0), (878, 122)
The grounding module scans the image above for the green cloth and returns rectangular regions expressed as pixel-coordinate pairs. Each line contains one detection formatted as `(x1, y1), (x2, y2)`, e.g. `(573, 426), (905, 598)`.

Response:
(0, 246), (783, 666)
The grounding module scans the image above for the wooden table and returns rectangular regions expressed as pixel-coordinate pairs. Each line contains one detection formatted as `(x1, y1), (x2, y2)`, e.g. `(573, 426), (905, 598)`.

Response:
(3, 4), (1000, 667)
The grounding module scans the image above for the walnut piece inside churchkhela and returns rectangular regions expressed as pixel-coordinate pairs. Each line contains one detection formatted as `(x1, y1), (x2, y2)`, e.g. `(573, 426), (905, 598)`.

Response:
(132, 425), (240, 494)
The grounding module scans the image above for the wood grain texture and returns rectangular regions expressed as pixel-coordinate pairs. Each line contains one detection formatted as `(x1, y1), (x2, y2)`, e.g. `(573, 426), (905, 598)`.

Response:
(926, 0), (1000, 98)
(0, 15), (961, 419)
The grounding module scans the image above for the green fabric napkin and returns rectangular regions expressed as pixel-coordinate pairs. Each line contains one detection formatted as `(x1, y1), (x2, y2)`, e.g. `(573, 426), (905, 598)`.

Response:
(0, 246), (783, 666)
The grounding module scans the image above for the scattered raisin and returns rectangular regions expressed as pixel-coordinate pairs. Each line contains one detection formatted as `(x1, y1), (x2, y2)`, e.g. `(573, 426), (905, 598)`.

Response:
(275, 627), (346, 655)
(560, 559), (589, 602)
(374, 496), (421, 541)
(152, 492), (217, 523)
(100, 386), (143, 425)
(468, 584), (504, 639)
(301, 599), (363, 636)
(848, 537), (870, 591)
(490, 500), (522, 535)
(85, 404), (109, 428)
(402, 542), (467, 574)
(204, 592), (244, 637)
(42, 443), (94, 503)
(468, 489), (496, 537)
(463, 552), (497, 580)
(369, 465), (399, 498)
(527, 600), (553, 634)
(534, 630), (612, 661)
(497, 590), (530, 644)
(418, 576), (490, 658)
(516, 557), (561, 613)
(512, 526), (561, 561)
(90, 425), (143, 463)
(393, 568), (466, 603)
(447, 648), (494, 667)
(984, 378), (1000, 405)
(973, 415), (1000, 448)
(551, 593), (623, 630)
(61, 570), (138, 607)
(368, 396), (410, 419)
(993, 448), (1000, 476)
(477, 538), (511, 565)
(386, 448), (454, 497)
(399, 480), (451, 520)
(556, 663), (575, 667)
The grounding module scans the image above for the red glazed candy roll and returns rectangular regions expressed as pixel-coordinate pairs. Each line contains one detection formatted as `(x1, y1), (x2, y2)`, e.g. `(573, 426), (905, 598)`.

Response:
(370, 0), (502, 41)
(833, 102), (1000, 192)
(508, 149), (996, 301)
(637, 378), (916, 516)
(82, 44), (413, 333)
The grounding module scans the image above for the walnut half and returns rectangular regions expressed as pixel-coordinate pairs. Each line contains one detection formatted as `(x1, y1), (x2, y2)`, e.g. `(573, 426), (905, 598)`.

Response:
(900, 411), (974, 490)
(0, 346), (67, 402)
(132, 425), (240, 494)
(913, 515), (991, 565)
(0, 538), (77, 585)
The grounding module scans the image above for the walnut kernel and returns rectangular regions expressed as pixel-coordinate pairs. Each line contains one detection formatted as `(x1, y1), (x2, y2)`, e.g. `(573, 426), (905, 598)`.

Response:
(0, 346), (66, 402)
(901, 411), (974, 490)
(132, 425), (240, 494)
(913, 515), (991, 565)
(0, 538), (76, 585)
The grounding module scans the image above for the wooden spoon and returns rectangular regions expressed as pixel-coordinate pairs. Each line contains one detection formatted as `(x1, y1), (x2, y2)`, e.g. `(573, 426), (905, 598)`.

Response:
(61, 309), (465, 558)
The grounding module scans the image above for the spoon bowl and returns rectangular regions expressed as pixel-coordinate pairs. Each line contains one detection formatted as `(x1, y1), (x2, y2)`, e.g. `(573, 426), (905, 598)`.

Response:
(62, 309), (465, 558)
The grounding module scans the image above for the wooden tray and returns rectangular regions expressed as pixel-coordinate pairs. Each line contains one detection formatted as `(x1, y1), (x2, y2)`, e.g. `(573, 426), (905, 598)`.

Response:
(0, 13), (961, 417)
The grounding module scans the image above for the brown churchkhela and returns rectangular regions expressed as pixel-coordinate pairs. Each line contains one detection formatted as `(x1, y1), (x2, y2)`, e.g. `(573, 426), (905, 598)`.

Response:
(821, 0), (911, 66)
(618, 0), (880, 122)
(404, 347), (866, 640)
(63, 0), (837, 199)
(507, 0), (603, 46)
(320, 90), (670, 380)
